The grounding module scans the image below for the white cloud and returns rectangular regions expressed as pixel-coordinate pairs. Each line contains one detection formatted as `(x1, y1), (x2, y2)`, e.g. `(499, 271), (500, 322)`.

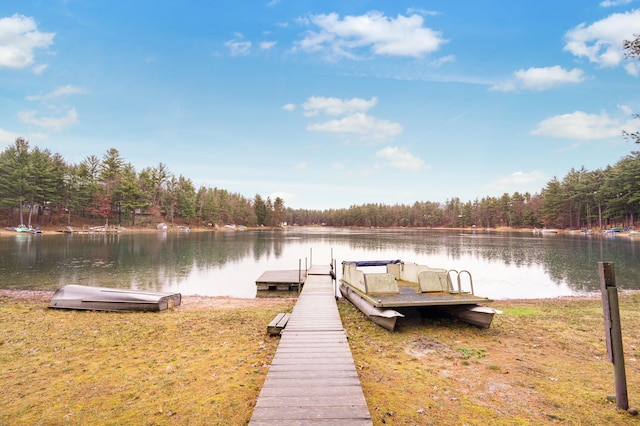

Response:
(225, 37), (251, 56)
(302, 96), (377, 116)
(491, 66), (585, 92)
(374, 146), (428, 171)
(294, 162), (307, 170)
(18, 108), (79, 132)
(32, 63), (48, 74)
(624, 61), (640, 76)
(599, 0), (632, 7)
(307, 112), (402, 142)
(0, 14), (55, 69)
(282, 103), (296, 112)
(260, 41), (276, 50)
(564, 9), (640, 72)
(300, 95), (402, 143)
(429, 54), (455, 67)
(26, 84), (87, 101)
(268, 191), (292, 203)
(295, 11), (447, 59)
(407, 8), (441, 17)
(0, 128), (20, 143)
(490, 171), (547, 192)
(531, 108), (640, 140)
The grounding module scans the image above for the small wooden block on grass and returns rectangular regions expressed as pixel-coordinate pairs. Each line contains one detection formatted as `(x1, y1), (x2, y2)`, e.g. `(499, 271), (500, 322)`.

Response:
(267, 313), (290, 335)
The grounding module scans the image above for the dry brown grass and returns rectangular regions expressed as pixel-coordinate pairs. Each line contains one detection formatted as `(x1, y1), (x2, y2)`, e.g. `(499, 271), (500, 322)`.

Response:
(340, 293), (640, 425)
(1, 291), (639, 425)
(0, 294), (295, 425)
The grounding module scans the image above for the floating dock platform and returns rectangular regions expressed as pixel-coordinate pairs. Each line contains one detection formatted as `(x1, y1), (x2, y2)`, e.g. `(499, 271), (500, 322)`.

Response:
(256, 270), (305, 292)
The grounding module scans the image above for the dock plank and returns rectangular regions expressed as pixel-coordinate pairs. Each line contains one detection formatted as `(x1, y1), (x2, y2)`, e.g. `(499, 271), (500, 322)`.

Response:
(250, 269), (372, 425)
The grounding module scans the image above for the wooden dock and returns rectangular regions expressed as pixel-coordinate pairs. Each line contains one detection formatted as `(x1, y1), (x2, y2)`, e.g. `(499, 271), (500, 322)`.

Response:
(256, 270), (305, 292)
(250, 265), (372, 425)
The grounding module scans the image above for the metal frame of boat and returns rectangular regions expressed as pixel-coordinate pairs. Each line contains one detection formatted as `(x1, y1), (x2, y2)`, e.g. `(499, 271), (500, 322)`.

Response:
(49, 284), (182, 312)
(339, 260), (500, 331)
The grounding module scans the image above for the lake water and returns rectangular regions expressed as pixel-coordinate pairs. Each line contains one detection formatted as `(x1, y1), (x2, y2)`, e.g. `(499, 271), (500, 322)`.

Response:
(2, 227), (640, 300)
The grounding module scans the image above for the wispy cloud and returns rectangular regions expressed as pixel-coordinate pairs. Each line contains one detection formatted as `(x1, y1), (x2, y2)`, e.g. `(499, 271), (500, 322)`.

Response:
(259, 41), (276, 50)
(489, 171), (547, 193)
(302, 96), (377, 117)
(374, 146), (428, 172)
(18, 108), (79, 132)
(599, 0), (632, 7)
(32, 64), (48, 74)
(225, 34), (251, 56)
(0, 128), (21, 143)
(491, 66), (585, 92)
(26, 84), (87, 101)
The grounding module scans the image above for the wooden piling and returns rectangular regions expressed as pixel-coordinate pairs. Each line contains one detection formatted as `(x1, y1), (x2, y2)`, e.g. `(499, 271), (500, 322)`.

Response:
(599, 262), (629, 411)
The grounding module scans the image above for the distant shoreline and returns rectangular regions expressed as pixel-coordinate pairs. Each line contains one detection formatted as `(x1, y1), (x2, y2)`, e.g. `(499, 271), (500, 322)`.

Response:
(0, 224), (605, 237)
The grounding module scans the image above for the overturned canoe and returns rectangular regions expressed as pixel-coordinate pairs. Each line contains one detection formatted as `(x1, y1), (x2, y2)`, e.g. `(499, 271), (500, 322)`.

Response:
(49, 285), (181, 312)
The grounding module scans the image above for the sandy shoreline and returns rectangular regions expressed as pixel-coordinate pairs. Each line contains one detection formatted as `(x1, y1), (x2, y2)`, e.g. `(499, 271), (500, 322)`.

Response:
(3, 288), (631, 310)
(0, 289), (295, 310)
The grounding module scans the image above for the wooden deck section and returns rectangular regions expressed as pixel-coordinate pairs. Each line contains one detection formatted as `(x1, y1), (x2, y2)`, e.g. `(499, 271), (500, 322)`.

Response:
(256, 270), (305, 291)
(358, 283), (491, 308)
(250, 266), (372, 425)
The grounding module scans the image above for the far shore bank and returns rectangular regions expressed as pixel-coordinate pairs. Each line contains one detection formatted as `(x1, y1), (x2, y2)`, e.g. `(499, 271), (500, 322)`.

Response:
(0, 223), (615, 237)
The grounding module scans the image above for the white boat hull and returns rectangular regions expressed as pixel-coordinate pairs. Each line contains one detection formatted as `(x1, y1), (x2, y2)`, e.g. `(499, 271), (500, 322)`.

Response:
(435, 305), (502, 328)
(340, 283), (404, 331)
(49, 285), (181, 312)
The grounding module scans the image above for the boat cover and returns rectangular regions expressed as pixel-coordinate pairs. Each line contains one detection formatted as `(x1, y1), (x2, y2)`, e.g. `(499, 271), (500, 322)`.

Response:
(342, 260), (402, 267)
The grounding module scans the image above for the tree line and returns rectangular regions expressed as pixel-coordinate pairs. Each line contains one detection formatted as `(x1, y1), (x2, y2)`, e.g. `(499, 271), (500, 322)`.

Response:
(1, 137), (638, 231)
(284, 153), (639, 231)
(0, 139), (285, 229)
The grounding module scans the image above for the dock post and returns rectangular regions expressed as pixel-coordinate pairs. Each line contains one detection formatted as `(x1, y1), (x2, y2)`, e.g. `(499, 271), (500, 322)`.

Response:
(298, 259), (302, 294)
(598, 262), (629, 411)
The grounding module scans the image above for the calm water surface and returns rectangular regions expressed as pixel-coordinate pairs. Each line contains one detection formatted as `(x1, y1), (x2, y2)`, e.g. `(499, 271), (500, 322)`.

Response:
(2, 227), (639, 299)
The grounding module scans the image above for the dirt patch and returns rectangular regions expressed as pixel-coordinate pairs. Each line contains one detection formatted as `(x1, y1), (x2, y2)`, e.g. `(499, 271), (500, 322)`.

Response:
(180, 295), (295, 310)
(404, 337), (453, 358)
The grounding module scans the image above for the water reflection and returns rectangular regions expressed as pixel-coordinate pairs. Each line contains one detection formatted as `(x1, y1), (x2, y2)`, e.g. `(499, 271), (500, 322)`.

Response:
(1, 228), (639, 299)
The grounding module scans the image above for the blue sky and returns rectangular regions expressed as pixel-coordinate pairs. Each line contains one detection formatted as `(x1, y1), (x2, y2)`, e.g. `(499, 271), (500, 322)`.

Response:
(1, 1), (639, 210)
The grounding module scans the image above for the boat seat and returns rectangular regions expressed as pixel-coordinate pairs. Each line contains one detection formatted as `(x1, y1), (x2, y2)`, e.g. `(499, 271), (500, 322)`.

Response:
(418, 269), (452, 292)
(364, 273), (399, 294)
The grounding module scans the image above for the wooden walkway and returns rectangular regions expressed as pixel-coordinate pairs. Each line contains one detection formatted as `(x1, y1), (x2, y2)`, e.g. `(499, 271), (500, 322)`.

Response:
(250, 265), (372, 425)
